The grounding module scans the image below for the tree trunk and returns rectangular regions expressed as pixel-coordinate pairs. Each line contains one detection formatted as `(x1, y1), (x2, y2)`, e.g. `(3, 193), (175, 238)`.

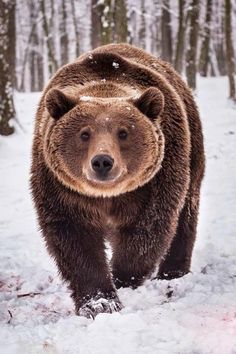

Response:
(214, 1), (226, 76)
(174, 0), (186, 73)
(199, 0), (212, 76)
(186, 0), (200, 90)
(91, 0), (127, 48)
(101, 0), (113, 45)
(7, 0), (16, 88)
(161, 0), (173, 63)
(139, 0), (146, 50)
(60, 0), (69, 64)
(70, 0), (80, 57)
(29, 1), (44, 92)
(0, 0), (16, 135)
(40, 0), (58, 76)
(225, 0), (236, 100)
(91, 0), (102, 48)
(113, 0), (128, 43)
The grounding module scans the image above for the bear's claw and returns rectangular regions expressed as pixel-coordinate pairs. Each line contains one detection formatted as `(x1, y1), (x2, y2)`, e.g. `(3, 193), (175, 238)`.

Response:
(78, 296), (123, 319)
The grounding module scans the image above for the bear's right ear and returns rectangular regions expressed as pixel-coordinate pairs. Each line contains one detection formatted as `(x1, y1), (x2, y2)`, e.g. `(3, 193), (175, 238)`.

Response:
(45, 89), (77, 120)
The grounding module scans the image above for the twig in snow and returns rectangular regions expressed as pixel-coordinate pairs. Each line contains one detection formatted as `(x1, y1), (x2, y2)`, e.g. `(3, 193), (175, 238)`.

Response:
(17, 292), (41, 298)
(7, 309), (13, 324)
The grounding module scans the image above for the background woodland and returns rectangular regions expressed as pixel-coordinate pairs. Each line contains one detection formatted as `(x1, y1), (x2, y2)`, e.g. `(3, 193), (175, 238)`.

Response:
(0, 0), (236, 135)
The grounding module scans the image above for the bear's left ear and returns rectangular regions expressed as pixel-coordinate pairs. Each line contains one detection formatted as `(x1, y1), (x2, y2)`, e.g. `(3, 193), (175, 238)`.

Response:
(45, 88), (77, 120)
(134, 87), (164, 121)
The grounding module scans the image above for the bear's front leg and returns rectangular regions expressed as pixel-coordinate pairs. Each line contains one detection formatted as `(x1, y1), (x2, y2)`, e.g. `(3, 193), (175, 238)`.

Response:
(111, 225), (159, 289)
(41, 219), (122, 318)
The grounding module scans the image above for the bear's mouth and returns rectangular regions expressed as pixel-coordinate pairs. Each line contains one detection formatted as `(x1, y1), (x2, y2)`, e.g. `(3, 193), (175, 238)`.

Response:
(84, 168), (126, 186)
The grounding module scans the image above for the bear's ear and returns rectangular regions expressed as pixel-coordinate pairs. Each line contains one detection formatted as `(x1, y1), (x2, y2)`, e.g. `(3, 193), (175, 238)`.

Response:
(45, 88), (77, 120)
(134, 87), (164, 121)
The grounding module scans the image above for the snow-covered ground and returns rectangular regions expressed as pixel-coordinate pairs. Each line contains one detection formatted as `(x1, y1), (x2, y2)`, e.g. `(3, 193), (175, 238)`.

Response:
(0, 77), (235, 354)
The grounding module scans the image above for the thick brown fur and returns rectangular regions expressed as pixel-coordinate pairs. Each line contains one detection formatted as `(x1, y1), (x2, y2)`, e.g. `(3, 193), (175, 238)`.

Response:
(30, 43), (205, 318)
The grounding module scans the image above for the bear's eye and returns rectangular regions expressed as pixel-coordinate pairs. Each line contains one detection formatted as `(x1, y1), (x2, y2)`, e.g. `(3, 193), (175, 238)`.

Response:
(118, 129), (128, 140)
(80, 131), (90, 141)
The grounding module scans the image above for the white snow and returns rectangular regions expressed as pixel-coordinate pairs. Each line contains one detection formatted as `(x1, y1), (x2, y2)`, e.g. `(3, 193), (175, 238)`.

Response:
(0, 77), (236, 353)
(80, 95), (93, 102)
(112, 62), (120, 69)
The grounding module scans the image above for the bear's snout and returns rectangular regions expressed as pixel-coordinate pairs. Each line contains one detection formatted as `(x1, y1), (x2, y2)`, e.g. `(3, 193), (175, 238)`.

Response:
(91, 154), (114, 179)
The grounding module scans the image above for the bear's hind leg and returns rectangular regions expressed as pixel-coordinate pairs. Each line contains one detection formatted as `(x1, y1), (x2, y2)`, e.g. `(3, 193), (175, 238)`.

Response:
(157, 191), (200, 280)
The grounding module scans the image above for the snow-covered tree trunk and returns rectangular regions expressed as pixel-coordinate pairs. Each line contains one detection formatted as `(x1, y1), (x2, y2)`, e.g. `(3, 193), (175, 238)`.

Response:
(70, 0), (80, 56)
(91, 0), (102, 49)
(60, 0), (69, 65)
(174, 0), (187, 73)
(7, 0), (16, 88)
(113, 0), (128, 43)
(40, 0), (58, 76)
(199, 0), (212, 77)
(29, 1), (44, 92)
(101, 0), (113, 45)
(161, 0), (173, 63)
(0, 0), (16, 136)
(225, 0), (236, 101)
(186, 0), (200, 90)
(139, 0), (146, 50)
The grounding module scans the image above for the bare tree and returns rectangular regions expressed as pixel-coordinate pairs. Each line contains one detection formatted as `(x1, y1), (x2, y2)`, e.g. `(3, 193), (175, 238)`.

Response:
(101, 0), (113, 45)
(40, 0), (58, 76)
(91, 0), (127, 47)
(91, 0), (102, 48)
(161, 0), (173, 63)
(29, 1), (44, 91)
(11, 0), (235, 99)
(139, 0), (146, 50)
(214, 0), (226, 76)
(70, 0), (80, 57)
(8, 0), (16, 88)
(174, 0), (187, 73)
(0, 0), (16, 136)
(225, 0), (236, 100)
(19, 5), (43, 92)
(199, 0), (212, 76)
(60, 0), (69, 64)
(91, 0), (113, 46)
(186, 0), (200, 90)
(113, 0), (128, 43)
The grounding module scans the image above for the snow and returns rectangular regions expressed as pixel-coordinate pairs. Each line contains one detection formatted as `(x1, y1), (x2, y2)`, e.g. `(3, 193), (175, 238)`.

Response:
(112, 61), (120, 69)
(80, 95), (93, 101)
(0, 77), (236, 353)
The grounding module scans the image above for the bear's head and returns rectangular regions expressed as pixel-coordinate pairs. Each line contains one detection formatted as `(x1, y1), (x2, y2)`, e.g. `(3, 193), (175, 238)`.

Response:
(43, 86), (165, 197)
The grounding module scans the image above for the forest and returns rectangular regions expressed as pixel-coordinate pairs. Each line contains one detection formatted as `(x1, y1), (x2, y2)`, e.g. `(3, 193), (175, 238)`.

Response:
(0, 0), (235, 134)
(0, 1), (236, 352)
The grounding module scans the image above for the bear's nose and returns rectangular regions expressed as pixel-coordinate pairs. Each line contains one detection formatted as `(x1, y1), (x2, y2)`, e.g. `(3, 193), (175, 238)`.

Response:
(91, 154), (114, 176)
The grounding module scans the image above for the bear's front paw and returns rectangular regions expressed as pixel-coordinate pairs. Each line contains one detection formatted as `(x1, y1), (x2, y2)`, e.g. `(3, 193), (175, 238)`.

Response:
(77, 294), (123, 319)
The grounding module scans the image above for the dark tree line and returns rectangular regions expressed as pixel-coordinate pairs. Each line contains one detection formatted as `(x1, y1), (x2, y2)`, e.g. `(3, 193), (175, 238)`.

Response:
(0, 0), (235, 135)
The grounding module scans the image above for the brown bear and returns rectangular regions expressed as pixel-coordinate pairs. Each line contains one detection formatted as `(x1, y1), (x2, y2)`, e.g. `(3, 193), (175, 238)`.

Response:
(30, 43), (205, 318)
